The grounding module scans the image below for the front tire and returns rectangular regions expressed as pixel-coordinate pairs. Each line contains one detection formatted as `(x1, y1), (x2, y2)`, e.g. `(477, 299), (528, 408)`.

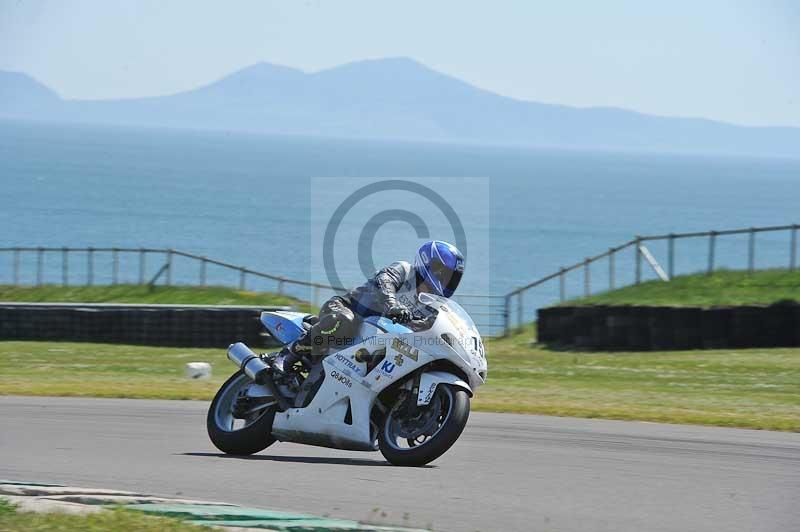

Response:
(207, 371), (277, 455)
(379, 385), (470, 466)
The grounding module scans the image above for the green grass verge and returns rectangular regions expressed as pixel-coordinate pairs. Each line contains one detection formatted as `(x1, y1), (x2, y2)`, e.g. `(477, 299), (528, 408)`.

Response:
(482, 323), (800, 431)
(2, 330), (798, 431)
(563, 269), (800, 307)
(0, 284), (309, 308)
(0, 498), (212, 531)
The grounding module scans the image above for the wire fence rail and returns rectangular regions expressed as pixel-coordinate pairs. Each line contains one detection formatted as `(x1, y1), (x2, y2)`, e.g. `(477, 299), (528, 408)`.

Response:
(0, 246), (506, 336)
(502, 223), (800, 333)
(0, 246), (338, 296)
(2, 222), (796, 338)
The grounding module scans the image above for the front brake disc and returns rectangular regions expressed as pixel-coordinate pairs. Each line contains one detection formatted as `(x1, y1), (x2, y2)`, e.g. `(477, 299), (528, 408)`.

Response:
(396, 395), (442, 439)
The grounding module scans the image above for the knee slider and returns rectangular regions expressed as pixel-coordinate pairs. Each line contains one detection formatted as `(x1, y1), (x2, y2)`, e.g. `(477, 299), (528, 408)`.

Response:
(318, 315), (342, 335)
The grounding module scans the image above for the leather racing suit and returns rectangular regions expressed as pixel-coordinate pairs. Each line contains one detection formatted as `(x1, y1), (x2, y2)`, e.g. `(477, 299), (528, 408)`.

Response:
(293, 261), (422, 357)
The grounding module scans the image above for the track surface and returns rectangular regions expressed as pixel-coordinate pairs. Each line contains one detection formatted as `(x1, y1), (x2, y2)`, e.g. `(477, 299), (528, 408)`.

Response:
(1, 396), (798, 532)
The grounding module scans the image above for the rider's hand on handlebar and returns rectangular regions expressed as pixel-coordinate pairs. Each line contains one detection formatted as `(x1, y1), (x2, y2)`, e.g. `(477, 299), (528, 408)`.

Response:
(386, 304), (414, 324)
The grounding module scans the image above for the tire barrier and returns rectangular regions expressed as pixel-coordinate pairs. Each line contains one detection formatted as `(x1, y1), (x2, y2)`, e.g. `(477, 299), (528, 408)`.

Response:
(0, 303), (291, 348)
(537, 301), (800, 350)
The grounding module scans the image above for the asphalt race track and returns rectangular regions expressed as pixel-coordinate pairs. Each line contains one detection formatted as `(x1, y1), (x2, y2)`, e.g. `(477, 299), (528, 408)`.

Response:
(1, 396), (798, 531)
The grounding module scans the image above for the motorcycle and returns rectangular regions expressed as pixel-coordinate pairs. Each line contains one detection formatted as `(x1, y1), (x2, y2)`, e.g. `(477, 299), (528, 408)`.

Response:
(207, 292), (488, 466)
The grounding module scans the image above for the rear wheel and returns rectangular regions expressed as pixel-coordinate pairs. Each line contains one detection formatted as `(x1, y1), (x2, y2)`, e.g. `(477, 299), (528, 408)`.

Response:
(379, 385), (470, 466)
(207, 371), (277, 455)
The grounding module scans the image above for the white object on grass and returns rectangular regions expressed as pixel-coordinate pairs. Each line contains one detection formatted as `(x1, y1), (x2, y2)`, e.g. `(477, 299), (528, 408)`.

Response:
(185, 362), (212, 379)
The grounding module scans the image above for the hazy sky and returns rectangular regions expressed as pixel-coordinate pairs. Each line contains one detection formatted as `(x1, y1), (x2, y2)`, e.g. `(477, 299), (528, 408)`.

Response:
(1, 0), (798, 127)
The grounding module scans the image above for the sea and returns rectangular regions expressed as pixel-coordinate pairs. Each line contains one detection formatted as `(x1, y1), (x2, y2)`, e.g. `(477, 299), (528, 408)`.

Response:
(1, 119), (798, 332)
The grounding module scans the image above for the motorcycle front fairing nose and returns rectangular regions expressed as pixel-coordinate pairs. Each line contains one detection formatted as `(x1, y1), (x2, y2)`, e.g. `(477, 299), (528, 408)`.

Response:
(416, 293), (488, 390)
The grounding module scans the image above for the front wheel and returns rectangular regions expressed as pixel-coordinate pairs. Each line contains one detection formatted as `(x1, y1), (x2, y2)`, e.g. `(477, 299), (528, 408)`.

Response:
(379, 385), (470, 466)
(207, 371), (277, 455)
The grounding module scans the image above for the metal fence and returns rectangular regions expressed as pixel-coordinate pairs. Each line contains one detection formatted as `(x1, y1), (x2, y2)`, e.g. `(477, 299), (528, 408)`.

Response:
(2, 223), (797, 338)
(503, 223), (800, 332)
(0, 246), (337, 300)
(0, 246), (506, 336)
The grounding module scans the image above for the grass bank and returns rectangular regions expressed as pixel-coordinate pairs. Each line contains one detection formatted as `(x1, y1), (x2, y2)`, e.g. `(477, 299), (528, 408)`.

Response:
(0, 498), (210, 532)
(0, 284), (311, 310)
(481, 324), (799, 430)
(2, 329), (798, 431)
(564, 269), (800, 307)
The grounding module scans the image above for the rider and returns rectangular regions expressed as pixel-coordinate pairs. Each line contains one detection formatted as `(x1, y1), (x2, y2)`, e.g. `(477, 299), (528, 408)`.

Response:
(280, 240), (465, 364)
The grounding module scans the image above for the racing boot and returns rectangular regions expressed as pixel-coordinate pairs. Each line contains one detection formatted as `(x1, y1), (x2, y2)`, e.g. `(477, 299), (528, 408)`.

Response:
(271, 340), (312, 374)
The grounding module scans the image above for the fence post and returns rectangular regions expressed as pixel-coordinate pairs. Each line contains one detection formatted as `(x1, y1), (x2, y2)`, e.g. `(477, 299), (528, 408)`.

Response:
(239, 268), (246, 290)
(36, 247), (43, 286)
(747, 228), (755, 274)
(608, 249), (615, 290)
(559, 267), (566, 302)
(166, 249), (173, 286)
(139, 249), (146, 285)
(791, 225), (798, 271)
(200, 258), (207, 286)
(668, 233), (675, 279)
(503, 294), (511, 335)
(62, 247), (68, 286)
(313, 286), (320, 308)
(517, 291), (524, 328)
(583, 258), (590, 297)
(13, 249), (20, 286)
(634, 236), (642, 284)
(707, 231), (716, 275)
(87, 247), (94, 286)
(278, 278), (285, 295)
(112, 248), (119, 285)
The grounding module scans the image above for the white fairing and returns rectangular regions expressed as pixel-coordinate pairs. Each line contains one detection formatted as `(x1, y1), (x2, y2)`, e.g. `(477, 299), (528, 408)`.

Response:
(270, 293), (488, 451)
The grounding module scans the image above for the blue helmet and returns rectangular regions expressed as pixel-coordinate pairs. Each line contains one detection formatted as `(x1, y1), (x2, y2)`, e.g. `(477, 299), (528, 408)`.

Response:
(415, 240), (465, 298)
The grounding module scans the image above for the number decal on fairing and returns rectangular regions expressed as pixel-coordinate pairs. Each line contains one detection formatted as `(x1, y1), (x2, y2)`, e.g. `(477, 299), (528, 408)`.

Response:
(392, 338), (419, 361)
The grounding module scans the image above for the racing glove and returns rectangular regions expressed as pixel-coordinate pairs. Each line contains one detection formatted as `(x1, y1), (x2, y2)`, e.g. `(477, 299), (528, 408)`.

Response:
(386, 304), (414, 324)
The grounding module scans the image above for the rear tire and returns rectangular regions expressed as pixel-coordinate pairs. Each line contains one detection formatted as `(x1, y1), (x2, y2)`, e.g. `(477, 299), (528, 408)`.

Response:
(207, 371), (277, 455)
(379, 385), (470, 466)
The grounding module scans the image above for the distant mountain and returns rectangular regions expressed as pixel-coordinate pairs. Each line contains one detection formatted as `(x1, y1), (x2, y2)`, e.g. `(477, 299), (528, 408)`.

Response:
(2, 58), (799, 157)
(0, 71), (61, 113)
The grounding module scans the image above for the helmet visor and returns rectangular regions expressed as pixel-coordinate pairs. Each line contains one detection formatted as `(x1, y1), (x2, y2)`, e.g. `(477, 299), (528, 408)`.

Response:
(429, 258), (463, 297)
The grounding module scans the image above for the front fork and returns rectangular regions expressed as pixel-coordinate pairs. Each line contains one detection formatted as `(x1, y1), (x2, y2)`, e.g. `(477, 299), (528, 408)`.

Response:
(404, 371), (423, 417)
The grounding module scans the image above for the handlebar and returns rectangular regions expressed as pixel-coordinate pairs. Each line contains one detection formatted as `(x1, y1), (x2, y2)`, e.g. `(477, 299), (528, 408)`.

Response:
(389, 314), (423, 324)
(390, 313), (434, 331)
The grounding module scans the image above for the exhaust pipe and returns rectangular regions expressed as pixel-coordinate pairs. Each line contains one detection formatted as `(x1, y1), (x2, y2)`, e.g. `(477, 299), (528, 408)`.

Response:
(227, 342), (290, 411)
(227, 342), (270, 383)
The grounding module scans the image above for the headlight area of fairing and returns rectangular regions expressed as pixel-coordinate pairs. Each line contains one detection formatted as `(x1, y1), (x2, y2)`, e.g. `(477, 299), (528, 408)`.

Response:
(421, 332), (487, 390)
